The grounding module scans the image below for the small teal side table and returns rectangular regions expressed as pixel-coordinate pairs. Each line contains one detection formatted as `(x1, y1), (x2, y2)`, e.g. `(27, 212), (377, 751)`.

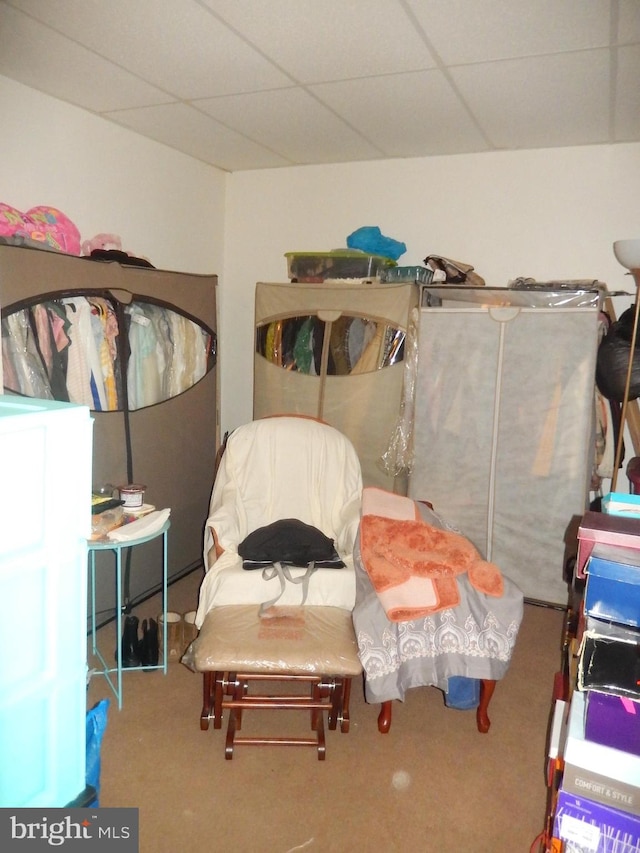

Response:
(88, 520), (170, 709)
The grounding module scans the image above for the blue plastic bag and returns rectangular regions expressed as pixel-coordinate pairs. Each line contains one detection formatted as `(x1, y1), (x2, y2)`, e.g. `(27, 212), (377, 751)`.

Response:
(86, 699), (109, 807)
(346, 226), (406, 261)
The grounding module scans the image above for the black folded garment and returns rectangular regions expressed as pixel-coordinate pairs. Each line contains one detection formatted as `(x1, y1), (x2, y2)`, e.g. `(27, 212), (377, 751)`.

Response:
(239, 518), (345, 569)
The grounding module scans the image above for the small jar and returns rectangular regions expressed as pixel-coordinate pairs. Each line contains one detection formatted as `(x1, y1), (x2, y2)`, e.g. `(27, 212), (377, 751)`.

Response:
(117, 484), (146, 509)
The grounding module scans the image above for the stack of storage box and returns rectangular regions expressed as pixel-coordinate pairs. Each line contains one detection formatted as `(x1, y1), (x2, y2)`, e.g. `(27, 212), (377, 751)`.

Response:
(550, 511), (640, 851)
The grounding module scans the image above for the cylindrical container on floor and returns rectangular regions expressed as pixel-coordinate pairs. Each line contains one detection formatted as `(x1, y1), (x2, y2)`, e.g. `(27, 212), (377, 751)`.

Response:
(158, 611), (183, 663)
(182, 610), (198, 654)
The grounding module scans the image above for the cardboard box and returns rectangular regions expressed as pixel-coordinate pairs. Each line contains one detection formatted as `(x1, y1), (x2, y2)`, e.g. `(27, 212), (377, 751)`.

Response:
(553, 789), (640, 852)
(564, 691), (640, 789)
(547, 699), (568, 788)
(563, 762), (640, 817)
(602, 492), (640, 518)
(585, 544), (640, 628)
(578, 621), (640, 701)
(577, 511), (640, 580)
(585, 691), (640, 757)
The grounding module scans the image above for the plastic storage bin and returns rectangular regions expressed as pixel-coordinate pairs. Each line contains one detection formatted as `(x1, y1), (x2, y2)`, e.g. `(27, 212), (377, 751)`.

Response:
(285, 251), (395, 282)
(381, 265), (434, 284)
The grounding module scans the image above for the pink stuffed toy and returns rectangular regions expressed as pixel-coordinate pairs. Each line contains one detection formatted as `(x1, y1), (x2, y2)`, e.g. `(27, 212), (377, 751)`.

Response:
(0, 203), (82, 255)
(81, 233), (123, 256)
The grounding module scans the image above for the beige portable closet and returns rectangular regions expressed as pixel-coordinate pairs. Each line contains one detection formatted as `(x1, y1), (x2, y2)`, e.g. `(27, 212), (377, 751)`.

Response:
(253, 279), (418, 493)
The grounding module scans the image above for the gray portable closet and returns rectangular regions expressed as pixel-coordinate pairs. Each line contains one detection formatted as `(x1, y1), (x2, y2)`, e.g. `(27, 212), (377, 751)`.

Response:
(409, 285), (601, 605)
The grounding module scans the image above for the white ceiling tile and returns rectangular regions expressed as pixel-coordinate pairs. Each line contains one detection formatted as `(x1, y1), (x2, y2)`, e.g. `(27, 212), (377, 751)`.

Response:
(204, 0), (437, 82)
(618, 0), (640, 44)
(1, 0), (638, 170)
(6, 0), (293, 97)
(196, 88), (383, 164)
(310, 71), (489, 157)
(0, 3), (171, 110)
(105, 103), (291, 171)
(451, 50), (611, 149)
(405, 0), (611, 65)
(615, 44), (640, 141)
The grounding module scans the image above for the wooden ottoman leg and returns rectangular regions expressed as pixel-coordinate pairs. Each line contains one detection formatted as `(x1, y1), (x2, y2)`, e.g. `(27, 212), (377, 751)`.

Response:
(339, 678), (352, 733)
(378, 700), (392, 734)
(327, 678), (339, 731)
(225, 678), (245, 760)
(476, 679), (497, 733)
(311, 681), (321, 732)
(237, 677), (249, 730)
(200, 671), (214, 731)
(213, 671), (224, 729)
(225, 710), (237, 760)
(313, 683), (326, 762)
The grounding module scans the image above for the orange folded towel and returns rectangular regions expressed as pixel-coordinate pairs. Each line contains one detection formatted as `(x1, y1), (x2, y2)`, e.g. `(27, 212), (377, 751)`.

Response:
(360, 513), (504, 622)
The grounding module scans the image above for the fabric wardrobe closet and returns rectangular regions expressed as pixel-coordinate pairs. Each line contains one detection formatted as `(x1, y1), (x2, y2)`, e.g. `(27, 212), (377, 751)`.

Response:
(409, 284), (601, 605)
(0, 242), (218, 624)
(253, 279), (418, 493)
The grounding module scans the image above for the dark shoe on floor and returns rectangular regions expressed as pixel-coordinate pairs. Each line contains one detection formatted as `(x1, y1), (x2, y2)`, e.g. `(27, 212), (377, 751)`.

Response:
(118, 615), (141, 668)
(141, 618), (159, 670)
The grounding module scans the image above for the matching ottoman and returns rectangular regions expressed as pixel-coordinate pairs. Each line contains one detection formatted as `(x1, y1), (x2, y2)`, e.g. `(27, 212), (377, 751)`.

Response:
(193, 604), (362, 760)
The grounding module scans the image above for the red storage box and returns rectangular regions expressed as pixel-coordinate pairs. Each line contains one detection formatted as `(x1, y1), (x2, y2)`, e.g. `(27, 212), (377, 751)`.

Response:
(576, 510), (640, 579)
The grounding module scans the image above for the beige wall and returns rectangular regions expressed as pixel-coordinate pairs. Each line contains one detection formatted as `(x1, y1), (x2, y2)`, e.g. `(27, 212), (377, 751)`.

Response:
(2, 74), (640, 452)
(223, 144), (640, 432)
(0, 75), (226, 274)
(0, 73), (225, 411)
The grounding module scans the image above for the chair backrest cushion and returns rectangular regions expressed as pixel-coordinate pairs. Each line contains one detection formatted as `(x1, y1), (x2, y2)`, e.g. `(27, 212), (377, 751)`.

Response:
(205, 416), (363, 560)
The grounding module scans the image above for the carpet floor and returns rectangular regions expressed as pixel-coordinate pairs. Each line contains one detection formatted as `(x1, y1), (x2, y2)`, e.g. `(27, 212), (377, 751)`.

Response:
(87, 568), (563, 853)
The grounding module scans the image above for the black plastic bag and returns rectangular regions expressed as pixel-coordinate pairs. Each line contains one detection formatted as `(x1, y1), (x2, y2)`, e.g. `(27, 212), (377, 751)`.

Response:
(596, 305), (640, 402)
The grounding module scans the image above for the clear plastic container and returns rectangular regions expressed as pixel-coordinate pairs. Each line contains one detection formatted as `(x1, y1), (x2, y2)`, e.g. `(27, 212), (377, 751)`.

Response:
(285, 251), (395, 282)
(91, 505), (124, 539)
(381, 265), (434, 284)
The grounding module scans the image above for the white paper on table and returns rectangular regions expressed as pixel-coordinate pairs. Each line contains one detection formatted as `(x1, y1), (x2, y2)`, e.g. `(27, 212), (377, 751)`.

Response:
(107, 508), (171, 542)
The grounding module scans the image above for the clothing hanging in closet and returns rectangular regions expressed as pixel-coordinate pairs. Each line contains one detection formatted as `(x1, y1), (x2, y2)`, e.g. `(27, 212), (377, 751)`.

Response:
(1, 296), (211, 411)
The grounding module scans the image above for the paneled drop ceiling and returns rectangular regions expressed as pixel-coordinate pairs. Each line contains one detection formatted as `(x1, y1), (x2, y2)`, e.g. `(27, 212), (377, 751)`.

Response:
(1, 0), (639, 172)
